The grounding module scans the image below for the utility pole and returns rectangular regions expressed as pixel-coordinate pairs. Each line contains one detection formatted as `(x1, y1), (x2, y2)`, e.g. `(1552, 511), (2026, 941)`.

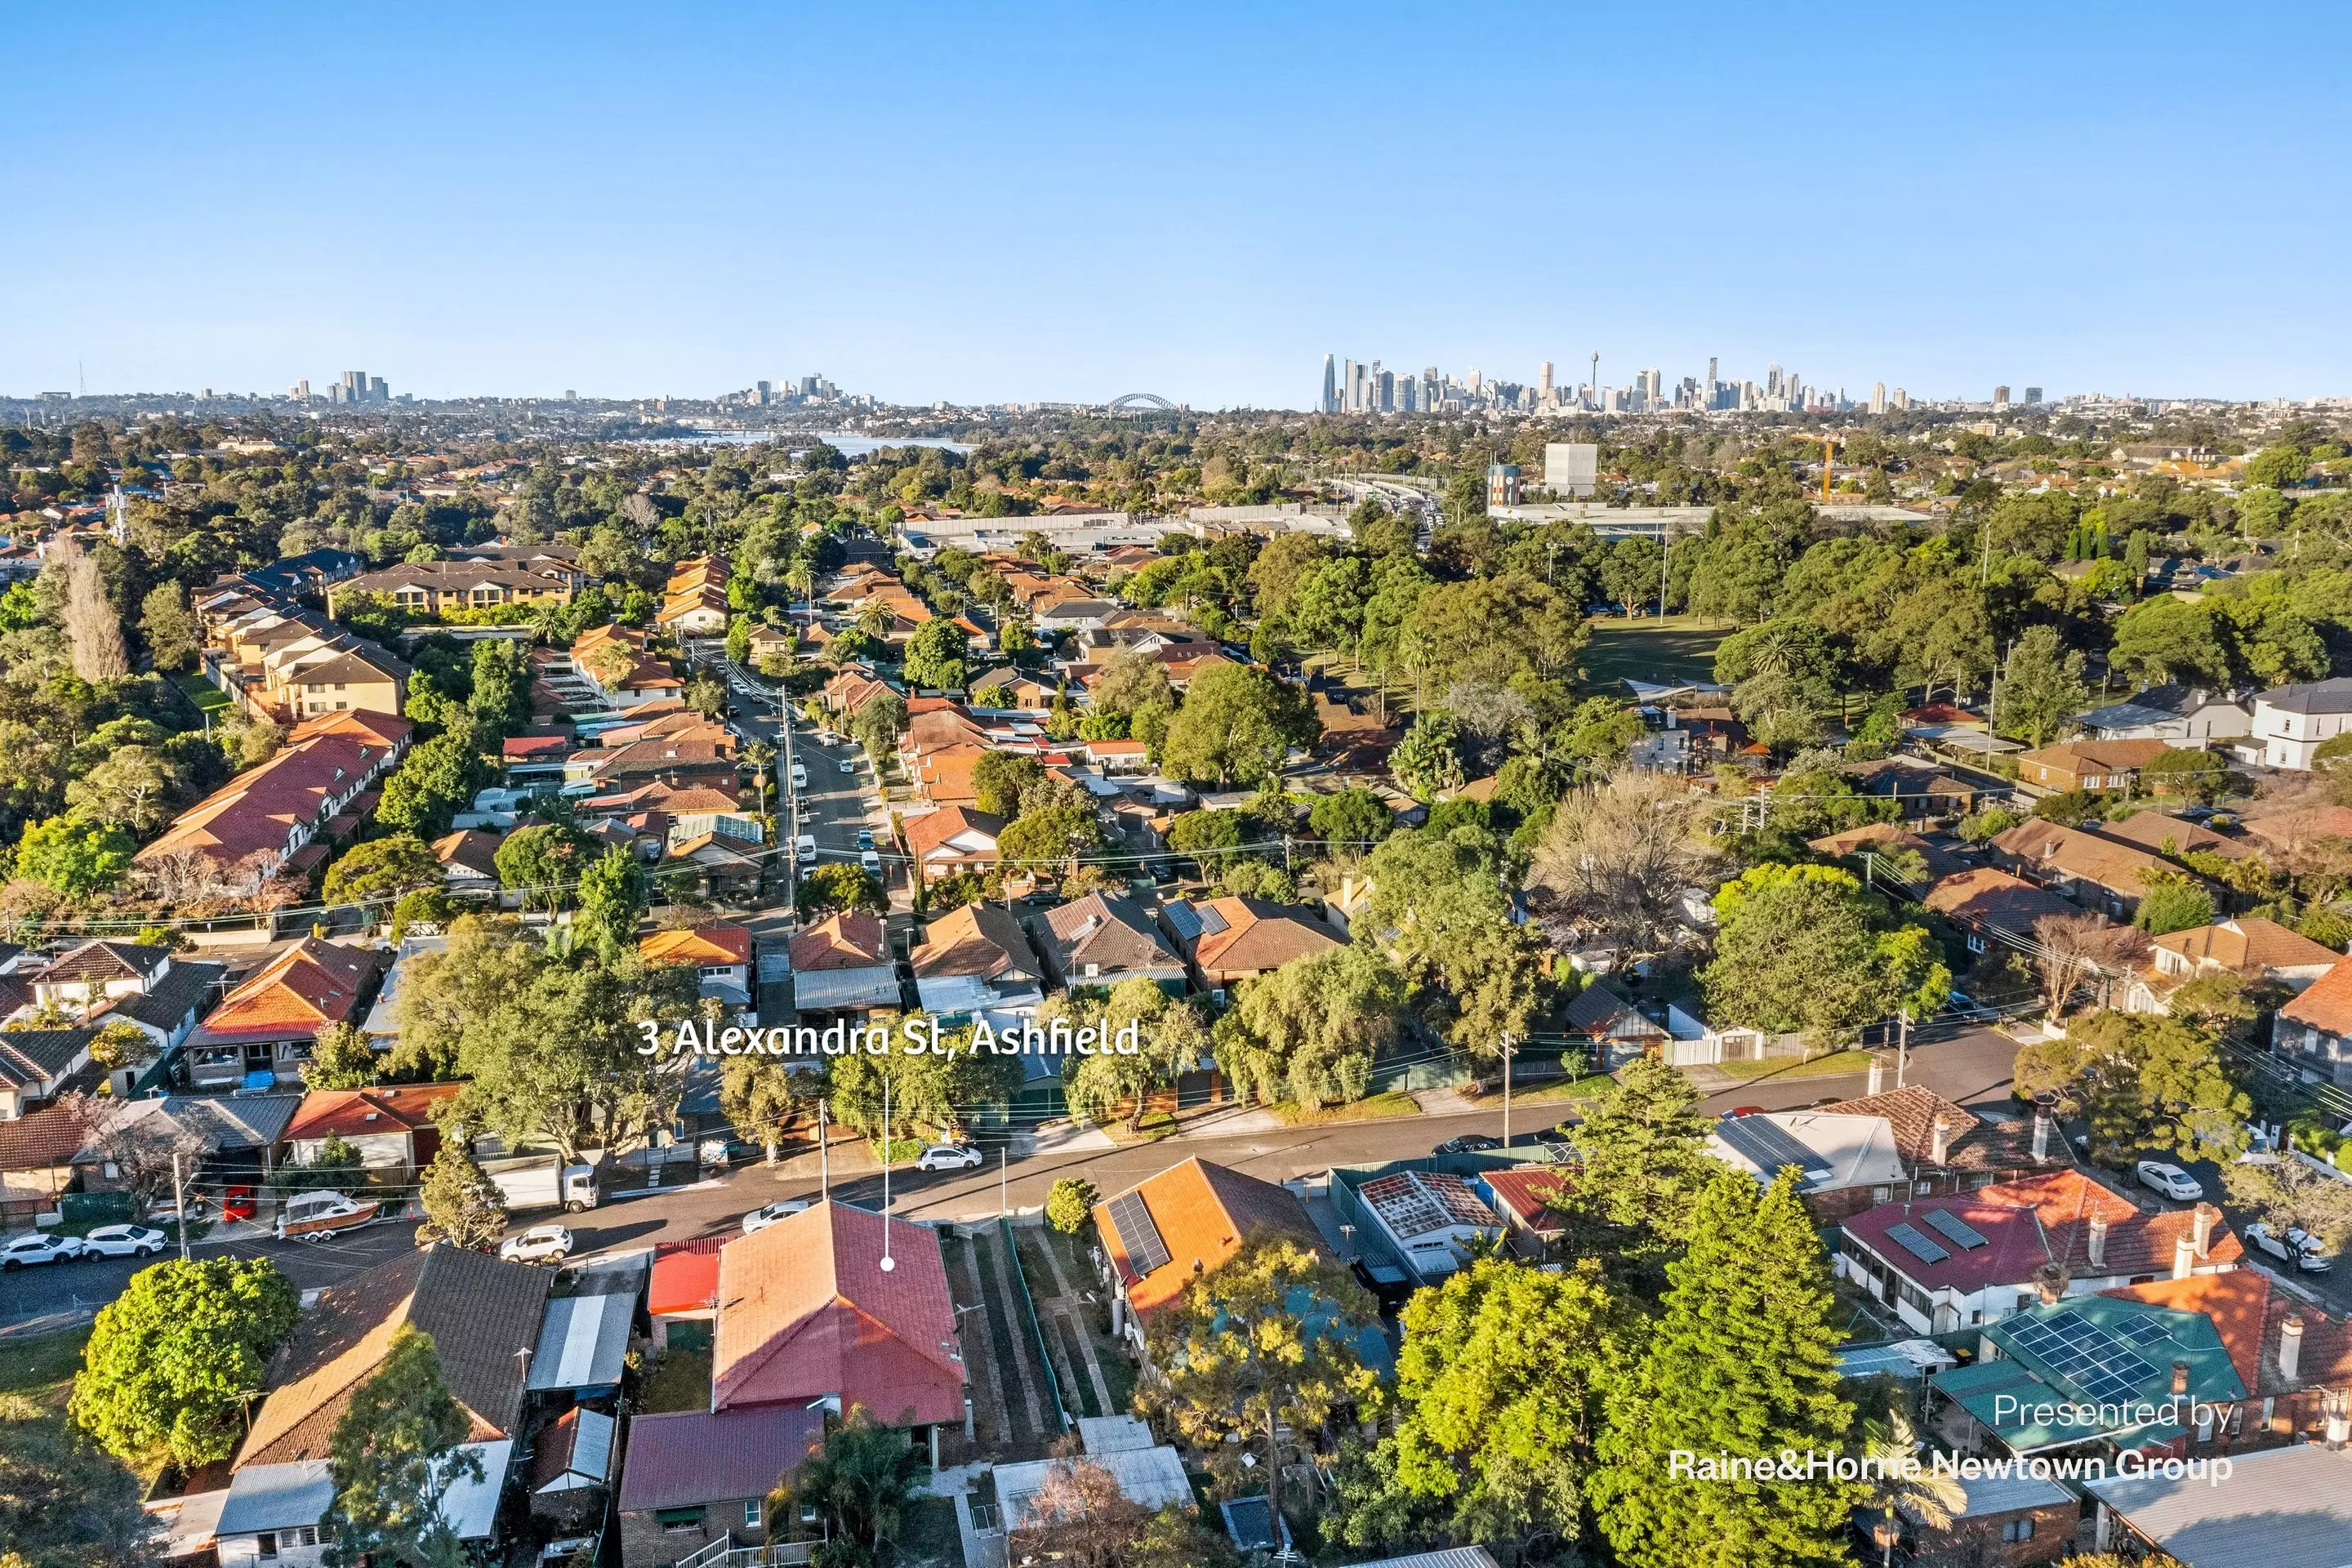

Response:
(1501, 1035), (1514, 1148)
(880, 1080), (895, 1272)
(172, 1150), (189, 1263)
(1000, 1148), (1009, 1218)
(817, 1101), (829, 1203)
(1896, 1009), (1911, 1089)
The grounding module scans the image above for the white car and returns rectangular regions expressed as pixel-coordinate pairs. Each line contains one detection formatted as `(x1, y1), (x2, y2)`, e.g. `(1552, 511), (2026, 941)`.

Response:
(0, 1232), (89, 1269)
(795, 834), (817, 862)
(790, 764), (808, 790)
(915, 1143), (984, 1173)
(81, 1224), (168, 1258)
(2245, 1221), (2334, 1273)
(860, 849), (882, 875)
(2136, 1160), (2205, 1202)
(499, 1223), (573, 1265)
(839, 755), (857, 774)
(741, 1198), (813, 1234)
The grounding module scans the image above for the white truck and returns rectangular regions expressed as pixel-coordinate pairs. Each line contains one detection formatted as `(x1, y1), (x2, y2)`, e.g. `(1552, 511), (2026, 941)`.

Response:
(480, 1152), (603, 1214)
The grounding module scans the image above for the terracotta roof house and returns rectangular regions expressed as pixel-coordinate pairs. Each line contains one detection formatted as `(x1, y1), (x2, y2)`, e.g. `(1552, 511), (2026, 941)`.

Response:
(2149, 917), (2340, 989)
(238, 1245), (550, 1468)
(283, 1083), (462, 1185)
(789, 914), (899, 1014)
(822, 668), (895, 718)
(639, 925), (753, 1004)
(0, 1105), (88, 1223)
(136, 717), (412, 898)
(1092, 1156), (1331, 1327)
(2011, 738), (2175, 795)
(1839, 1169), (2239, 1337)
(712, 1202), (964, 1431)
(1811, 1085), (2068, 1193)
(185, 940), (385, 1092)
(1031, 893), (1186, 995)
(2239, 801), (2352, 861)
(1158, 897), (1340, 990)
(2091, 809), (2264, 864)
(616, 1406), (826, 1568)
(901, 708), (987, 761)
(431, 828), (503, 894)
(2274, 955), (2352, 1087)
(1805, 822), (1967, 880)
(912, 743), (988, 809)
(1921, 867), (2087, 956)
(909, 904), (1045, 1018)
(902, 805), (1002, 883)
(1989, 819), (2192, 923)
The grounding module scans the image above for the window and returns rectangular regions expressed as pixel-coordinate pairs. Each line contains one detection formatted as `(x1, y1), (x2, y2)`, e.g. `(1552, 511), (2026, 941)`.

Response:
(256, 1535), (278, 1559)
(1965, 933), (1986, 955)
(2002, 1517), (2035, 1544)
(743, 1500), (762, 1529)
(653, 1508), (706, 1532)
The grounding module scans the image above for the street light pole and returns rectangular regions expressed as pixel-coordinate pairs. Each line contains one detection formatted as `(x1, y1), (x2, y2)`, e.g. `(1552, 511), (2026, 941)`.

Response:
(1501, 1034), (1514, 1149)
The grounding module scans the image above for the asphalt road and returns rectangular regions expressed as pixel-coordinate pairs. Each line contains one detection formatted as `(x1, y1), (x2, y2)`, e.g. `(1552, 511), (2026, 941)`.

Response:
(0, 1020), (2029, 1332)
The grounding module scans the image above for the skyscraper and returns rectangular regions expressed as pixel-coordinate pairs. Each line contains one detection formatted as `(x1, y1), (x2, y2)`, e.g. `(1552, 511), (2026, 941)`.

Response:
(1891, 387), (1910, 411)
(2024, 386), (2042, 404)
(1321, 354), (1337, 413)
(1538, 361), (1554, 404)
(1343, 359), (1364, 412)
(1377, 369), (1396, 412)
(1993, 385), (2011, 409)
(1870, 381), (1887, 415)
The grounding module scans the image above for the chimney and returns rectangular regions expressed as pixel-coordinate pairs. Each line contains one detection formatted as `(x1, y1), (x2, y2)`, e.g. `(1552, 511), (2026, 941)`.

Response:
(2192, 1202), (2219, 1259)
(2087, 1215), (2109, 1271)
(2031, 1110), (2052, 1165)
(2171, 1360), (2189, 1396)
(1867, 1057), (1886, 1095)
(2279, 1316), (2305, 1384)
(2175, 1233), (2198, 1280)
(1930, 1116), (1952, 1167)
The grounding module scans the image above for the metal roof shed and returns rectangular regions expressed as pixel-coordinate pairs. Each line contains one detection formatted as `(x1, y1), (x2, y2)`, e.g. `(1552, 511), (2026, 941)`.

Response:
(527, 1290), (634, 1394)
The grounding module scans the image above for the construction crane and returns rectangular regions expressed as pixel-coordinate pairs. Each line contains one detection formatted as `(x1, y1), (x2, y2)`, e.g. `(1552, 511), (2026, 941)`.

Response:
(1816, 434), (1842, 501)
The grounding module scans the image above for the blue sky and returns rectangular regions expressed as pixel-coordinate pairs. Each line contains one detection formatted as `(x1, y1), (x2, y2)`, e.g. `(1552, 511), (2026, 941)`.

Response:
(7, 2), (2349, 408)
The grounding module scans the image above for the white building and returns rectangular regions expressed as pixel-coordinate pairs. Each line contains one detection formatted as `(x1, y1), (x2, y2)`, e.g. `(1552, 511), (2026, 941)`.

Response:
(2248, 676), (2352, 769)
(1356, 1169), (1503, 1281)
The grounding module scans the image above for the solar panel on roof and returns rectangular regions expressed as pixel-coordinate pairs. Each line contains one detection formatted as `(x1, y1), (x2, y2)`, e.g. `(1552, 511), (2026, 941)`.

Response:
(2118, 1317), (2176, 1350)
(1886, 1222), (1950, 1264)
(1717, 1116), (1837, 1182)
(2004, 1311), (2161, 1405)
(1921, 1208), (1989, 1250)
(1107, 1192), (1170, 1276)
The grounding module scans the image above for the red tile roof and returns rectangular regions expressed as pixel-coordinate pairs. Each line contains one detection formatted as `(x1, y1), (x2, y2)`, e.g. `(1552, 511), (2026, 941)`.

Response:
(1481, 1167), (1572, 1236)
(712, 1203), (963, 1426)
(648, 1236), (727, 1316)
(193, 938), (381, 1045)
(1092, 1156), (1325, 1320)
(790, 912), (887, 972)
(284, 1082), (463, 1142)
(639, 925), (752, 968)
(2283, 956), (2352, 1037)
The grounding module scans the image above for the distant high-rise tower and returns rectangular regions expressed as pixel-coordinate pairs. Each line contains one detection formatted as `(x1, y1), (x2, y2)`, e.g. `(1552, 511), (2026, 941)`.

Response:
(1993, 385), (2011, 409)
(1588, 351), (1599, 405)
(1706, 356), (1718, 390)
(1378, 369), (1396, 412)
(1766, 363), (1782, 398)
(1891, 387), (1909, 411)
(1539, 361), (1554, 404)
(1321, 354), (1337, 413)
(2024, 385), (2042, 404)
(1467, 367), (1482, 394)
(1870, 381), (1887, 415)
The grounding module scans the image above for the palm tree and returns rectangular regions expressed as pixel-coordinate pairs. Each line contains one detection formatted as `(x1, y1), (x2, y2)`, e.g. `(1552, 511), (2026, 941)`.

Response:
(740, 739), (775, 819)
(1856, 1409), (1965, 1568)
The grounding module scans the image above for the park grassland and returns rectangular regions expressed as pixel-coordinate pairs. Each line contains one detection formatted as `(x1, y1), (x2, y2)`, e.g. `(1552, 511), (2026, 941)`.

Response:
(1576, 615), (1734, 696)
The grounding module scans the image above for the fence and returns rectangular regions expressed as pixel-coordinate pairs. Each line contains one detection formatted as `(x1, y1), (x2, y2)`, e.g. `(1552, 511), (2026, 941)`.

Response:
(997, 1217), (1071, 1434)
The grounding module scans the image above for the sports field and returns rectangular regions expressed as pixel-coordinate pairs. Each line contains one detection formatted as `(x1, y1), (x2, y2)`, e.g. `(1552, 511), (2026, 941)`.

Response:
(1577, 615), (1733, 695)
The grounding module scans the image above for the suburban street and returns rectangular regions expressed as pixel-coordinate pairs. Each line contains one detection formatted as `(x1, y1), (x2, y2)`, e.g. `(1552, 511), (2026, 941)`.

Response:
(0, 1022), (2033, 1332)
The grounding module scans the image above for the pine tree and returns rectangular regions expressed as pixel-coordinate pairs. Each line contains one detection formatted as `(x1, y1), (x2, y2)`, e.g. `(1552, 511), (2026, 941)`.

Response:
(323, 1325), (480, 1568)
(414, 1144), (508, 1251)
(1592, 1169), (1857, 1568)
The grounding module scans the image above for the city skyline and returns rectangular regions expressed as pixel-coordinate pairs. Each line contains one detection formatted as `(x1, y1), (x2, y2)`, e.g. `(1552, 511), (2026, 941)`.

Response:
(6, 3), (2352, 407)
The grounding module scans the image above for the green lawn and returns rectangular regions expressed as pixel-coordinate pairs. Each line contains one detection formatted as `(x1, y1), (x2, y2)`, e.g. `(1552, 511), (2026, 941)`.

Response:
(1102, 1110), (1176, 1146)
(1515, 1071), (1619, 1105)
(1578, 615), (1734, 695)
(1272, 1091), (1421, 1126)
(0, 1328), (87, 1395)
(636, 1343), (712, 1414)
(174, 673), (231, 713)
(1713, 1049), (1875, 1082)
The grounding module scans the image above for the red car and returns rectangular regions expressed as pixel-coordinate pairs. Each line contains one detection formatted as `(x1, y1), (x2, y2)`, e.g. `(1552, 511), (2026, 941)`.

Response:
(1721, 1106), (1767, 1120)
(220, 1186), (256, 1222)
